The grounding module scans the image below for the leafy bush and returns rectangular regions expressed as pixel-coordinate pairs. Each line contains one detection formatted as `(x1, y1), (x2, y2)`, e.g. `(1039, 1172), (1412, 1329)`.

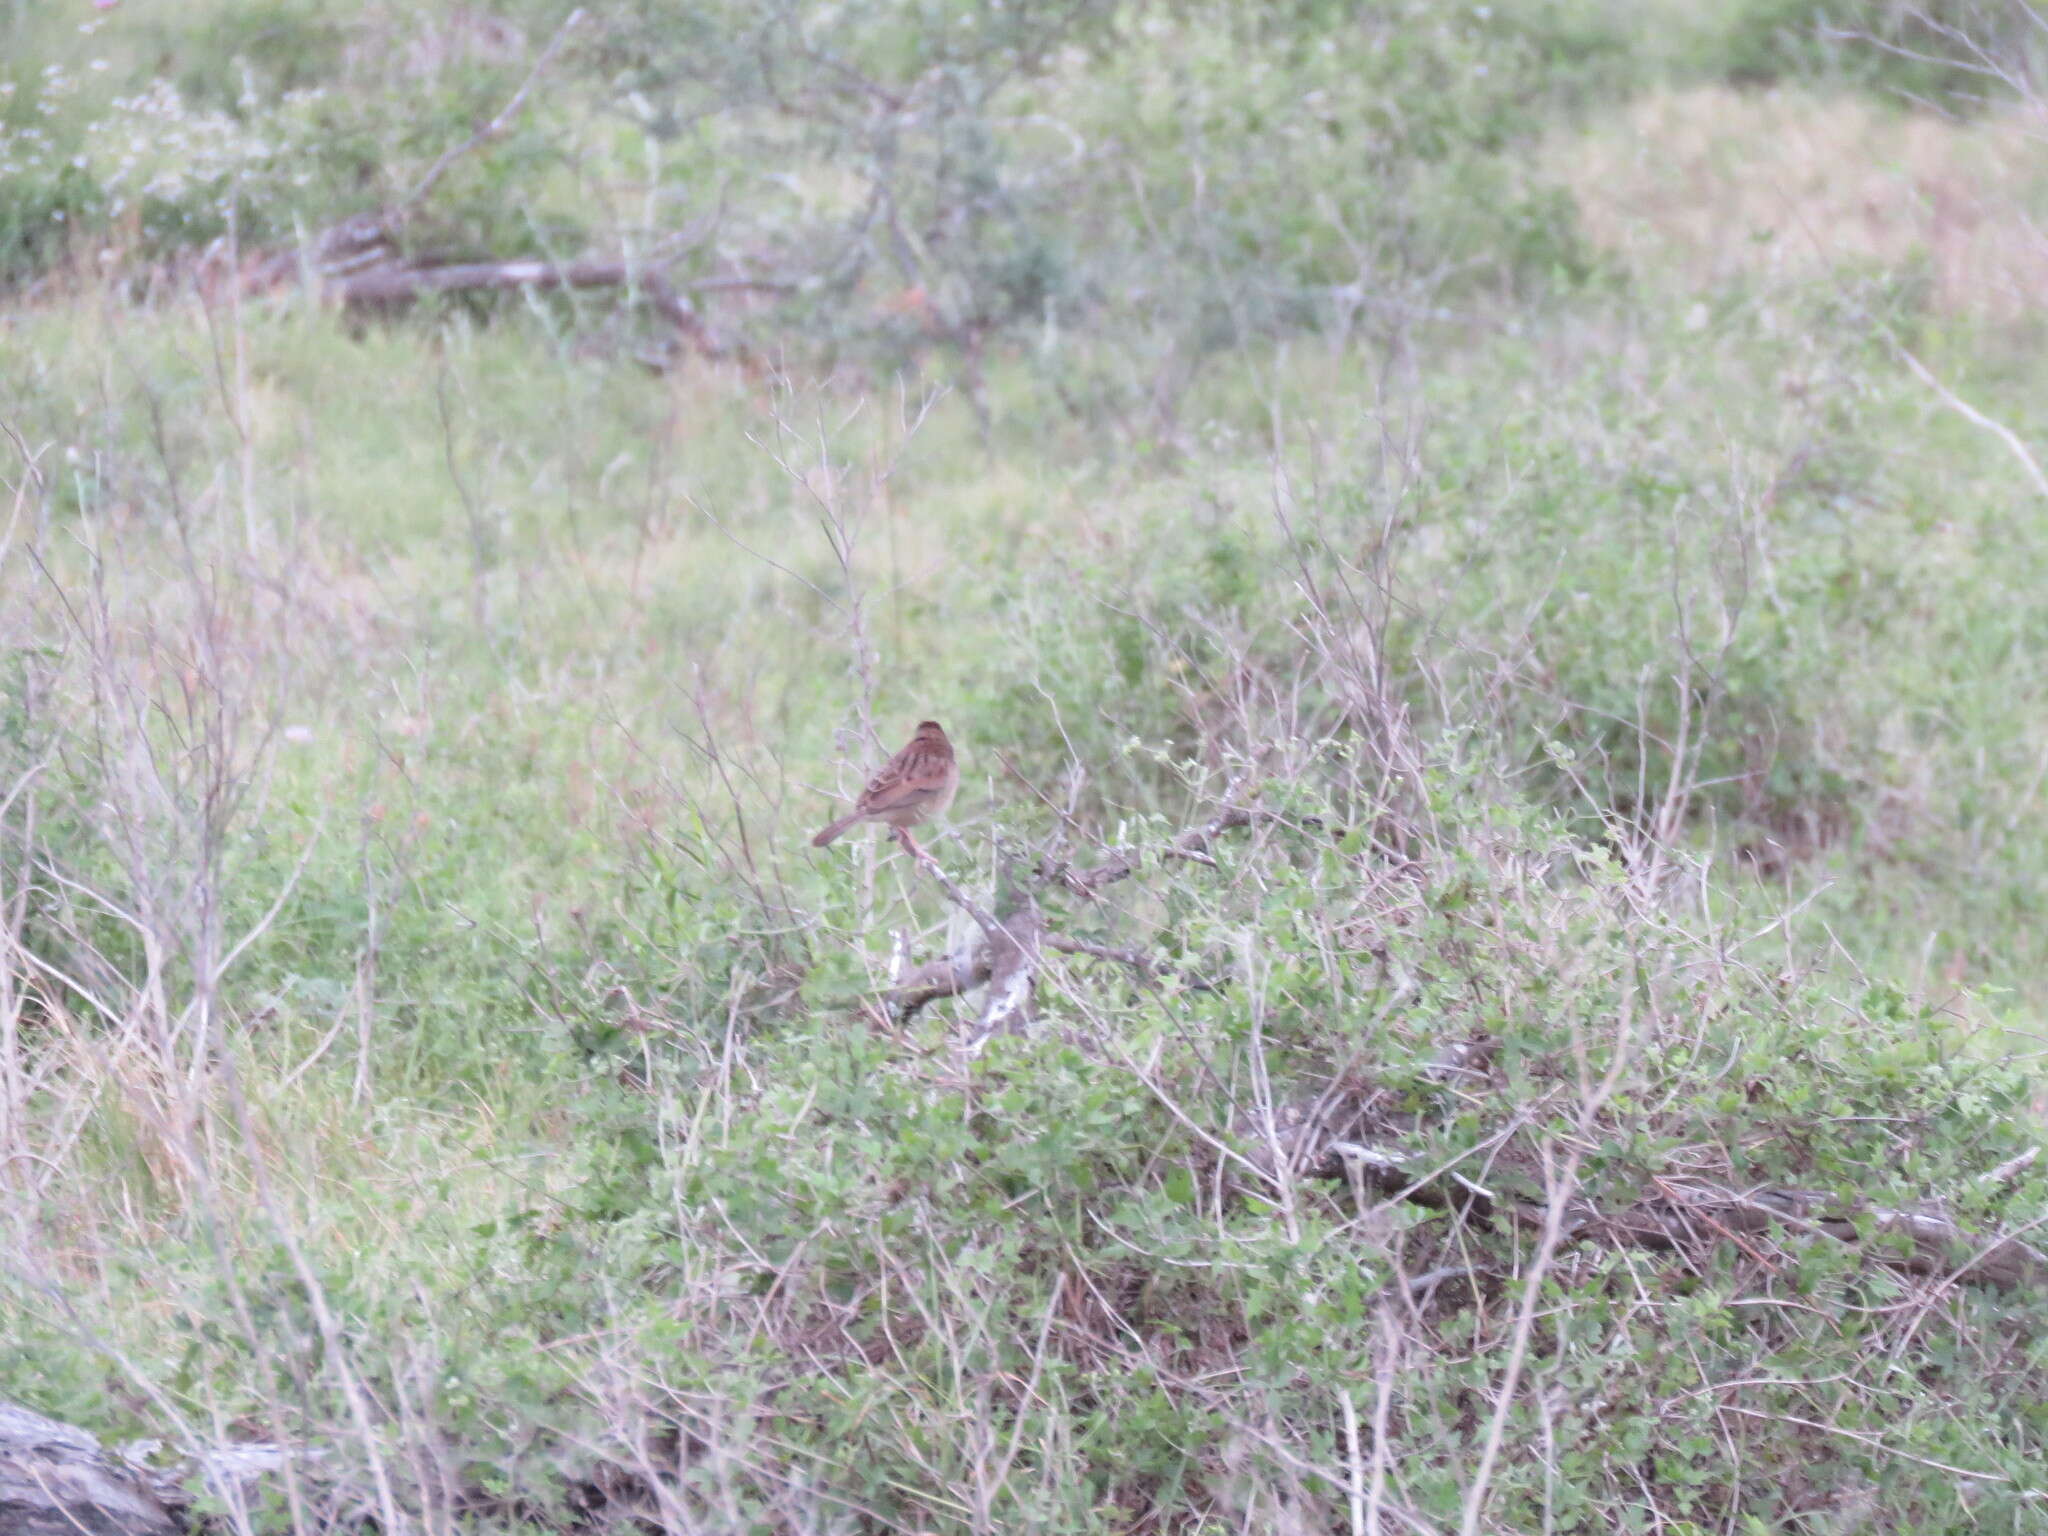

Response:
(1695, 0), (2045, 106)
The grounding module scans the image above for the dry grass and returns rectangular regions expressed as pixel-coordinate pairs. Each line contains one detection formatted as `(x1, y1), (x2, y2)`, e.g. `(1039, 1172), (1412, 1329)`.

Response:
(1559, 85), (2048, 316)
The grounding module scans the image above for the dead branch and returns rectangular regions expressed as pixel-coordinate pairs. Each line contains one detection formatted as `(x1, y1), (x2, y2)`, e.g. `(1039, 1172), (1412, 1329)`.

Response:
(1605, 1182), (2048, 1292)
(968, 884), (1043, 1047)
(192, 7), (748, 365)
(1042, 931), (1230, 993)
(1263, 1068), (2048, 1295)
(889, 836), (1044, 1046)
(0, 1399), (177, 1536)
(336, 255), (662, 308)
(327, 256), (729, 351)
(1044, 933), (1160, 971)
(397, 8), (589, 220)
(883, 919), (1223, 1024)
(1896, 343), (2048, 503)
(1048, 805), (1261, 896)
(871, 789), (1276, 1038)
(1041, 792), (1348, 899)
(892, 829), (1006, 945)
(887, 950), (991, 1020)
(236, 9), (588, 294)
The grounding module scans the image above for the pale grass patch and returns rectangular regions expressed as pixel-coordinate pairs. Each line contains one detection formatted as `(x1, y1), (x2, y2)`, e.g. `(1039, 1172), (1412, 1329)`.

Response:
(1558, 85), (2048, 317)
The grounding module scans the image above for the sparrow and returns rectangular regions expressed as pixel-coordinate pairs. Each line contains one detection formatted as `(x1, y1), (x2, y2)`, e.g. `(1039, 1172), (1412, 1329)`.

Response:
(812, 720), (959, 849)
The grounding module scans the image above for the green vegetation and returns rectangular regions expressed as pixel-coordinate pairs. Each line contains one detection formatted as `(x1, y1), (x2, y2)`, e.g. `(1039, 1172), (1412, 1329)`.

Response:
(6, 1), (2048, 1531)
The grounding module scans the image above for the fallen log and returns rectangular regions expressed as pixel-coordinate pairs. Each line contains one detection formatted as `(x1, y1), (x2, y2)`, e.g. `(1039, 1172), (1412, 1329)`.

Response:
(331, 255), (677, 319)
(0, 1400), (176, 1536)
(179, 8), (745, 363)
(321, 256), (734, 357)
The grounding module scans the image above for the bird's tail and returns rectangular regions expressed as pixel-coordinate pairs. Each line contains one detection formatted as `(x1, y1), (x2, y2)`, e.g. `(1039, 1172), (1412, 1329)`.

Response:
(811, 813), (861, 848)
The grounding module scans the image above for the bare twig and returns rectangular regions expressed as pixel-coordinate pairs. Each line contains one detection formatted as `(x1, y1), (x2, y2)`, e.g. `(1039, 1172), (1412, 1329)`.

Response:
(1713, 1404), (2020, 1485)
(396, 8), (589, 220)
(1895, 344), (2048, 503)
(886, 951), (991, 1020)
(1340, 1387), (1366, 1536)
(891, 830), (1003, 944)
(1054, 802), (1263, 894)
(1297, 1117), (2048, 1295)
(865, 783), (1274, 1030)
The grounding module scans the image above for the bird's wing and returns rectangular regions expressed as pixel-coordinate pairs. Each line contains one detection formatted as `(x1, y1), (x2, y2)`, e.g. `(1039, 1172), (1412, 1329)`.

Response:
(861, 744), (948, 812)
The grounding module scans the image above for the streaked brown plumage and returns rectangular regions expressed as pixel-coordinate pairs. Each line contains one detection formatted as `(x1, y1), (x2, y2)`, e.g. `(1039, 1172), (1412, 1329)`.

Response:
(811, 720), (959, 848)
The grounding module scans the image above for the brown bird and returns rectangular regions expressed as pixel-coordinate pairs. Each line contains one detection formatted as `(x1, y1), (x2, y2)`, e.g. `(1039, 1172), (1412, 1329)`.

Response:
(811, 720), (959, 850)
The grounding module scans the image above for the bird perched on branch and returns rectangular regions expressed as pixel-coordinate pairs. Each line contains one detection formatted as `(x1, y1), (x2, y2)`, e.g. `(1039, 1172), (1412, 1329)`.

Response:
(812, 720), (959, 852)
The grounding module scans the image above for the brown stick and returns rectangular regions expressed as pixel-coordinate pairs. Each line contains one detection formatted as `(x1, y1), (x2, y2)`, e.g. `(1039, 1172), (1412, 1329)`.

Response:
(889, 833), (1043, 1046)
(886, 952), (990, 1020)
(1618, 1183), (2048, 1292)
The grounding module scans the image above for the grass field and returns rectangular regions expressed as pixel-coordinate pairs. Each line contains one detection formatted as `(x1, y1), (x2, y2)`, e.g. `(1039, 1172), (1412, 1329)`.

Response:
(7, 2), (2048, 1531)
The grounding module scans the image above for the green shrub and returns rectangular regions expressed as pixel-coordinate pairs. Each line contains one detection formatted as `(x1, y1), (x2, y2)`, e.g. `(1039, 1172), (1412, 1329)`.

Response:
(1696, 0), (2042, 107)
